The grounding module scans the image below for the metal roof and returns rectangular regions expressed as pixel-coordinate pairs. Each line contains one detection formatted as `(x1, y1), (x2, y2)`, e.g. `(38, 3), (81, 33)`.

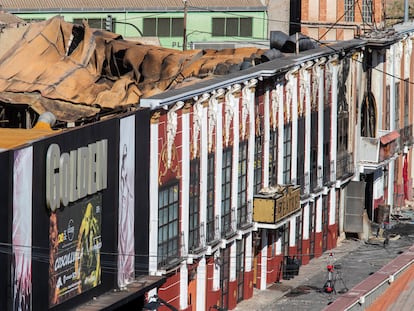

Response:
(2, 0), (267, 12)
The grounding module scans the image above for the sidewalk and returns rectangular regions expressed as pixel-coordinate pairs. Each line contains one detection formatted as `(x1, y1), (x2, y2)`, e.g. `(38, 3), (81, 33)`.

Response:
(234, 238), (364, 311)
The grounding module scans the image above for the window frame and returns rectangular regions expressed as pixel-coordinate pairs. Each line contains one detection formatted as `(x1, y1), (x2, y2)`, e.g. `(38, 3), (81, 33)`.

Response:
(237, 141), (248, 227)
(221, 147), (233, 236)
(158, 182), (180, 268)
(143, 17), (184, 37)
(188, 159), (200, 252)
(212, 17), (253, 37)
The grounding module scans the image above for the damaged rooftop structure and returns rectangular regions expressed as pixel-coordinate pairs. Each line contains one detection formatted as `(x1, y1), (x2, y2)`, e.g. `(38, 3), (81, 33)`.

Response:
(1, 12), (414, 311)
(0, 16), (308, 128)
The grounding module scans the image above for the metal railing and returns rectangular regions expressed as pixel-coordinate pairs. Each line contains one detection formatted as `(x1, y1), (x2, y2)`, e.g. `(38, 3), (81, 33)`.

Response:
(336, 152), (354, 180)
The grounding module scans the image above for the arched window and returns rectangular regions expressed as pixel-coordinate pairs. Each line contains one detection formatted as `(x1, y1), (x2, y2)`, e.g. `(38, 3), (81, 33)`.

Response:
(361, 92), (376, 138)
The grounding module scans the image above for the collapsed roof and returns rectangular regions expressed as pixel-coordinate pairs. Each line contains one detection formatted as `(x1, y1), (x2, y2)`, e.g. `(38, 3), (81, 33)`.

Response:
(0, 16), (270, 123)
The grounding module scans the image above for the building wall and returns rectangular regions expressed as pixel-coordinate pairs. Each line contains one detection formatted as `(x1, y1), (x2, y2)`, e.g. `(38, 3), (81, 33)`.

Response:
(301, 0), (385, 40)
(9, 11), (268, 49)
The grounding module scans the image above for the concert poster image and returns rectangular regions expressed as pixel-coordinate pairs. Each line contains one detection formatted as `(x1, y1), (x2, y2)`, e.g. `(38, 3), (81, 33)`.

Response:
(49, 194), (102, 307)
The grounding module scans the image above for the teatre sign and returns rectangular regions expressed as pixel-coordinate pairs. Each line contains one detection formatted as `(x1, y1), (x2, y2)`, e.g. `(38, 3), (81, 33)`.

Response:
(46, 139), (108, 212)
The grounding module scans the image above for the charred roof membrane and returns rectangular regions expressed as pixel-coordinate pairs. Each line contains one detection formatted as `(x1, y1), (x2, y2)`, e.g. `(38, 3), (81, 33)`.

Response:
(140, 39), (367, 110)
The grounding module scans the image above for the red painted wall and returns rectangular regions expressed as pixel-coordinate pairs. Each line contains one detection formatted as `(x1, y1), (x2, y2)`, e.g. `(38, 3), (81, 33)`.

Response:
(205, 257), (221, 310)
(314, 232), (323, 258)
(228, 280), (238, 310)
(243, 270), (254, 299)
(327, 224), (338, 250)
(158, 272), (181, 311)
(302, 239), (310, 265)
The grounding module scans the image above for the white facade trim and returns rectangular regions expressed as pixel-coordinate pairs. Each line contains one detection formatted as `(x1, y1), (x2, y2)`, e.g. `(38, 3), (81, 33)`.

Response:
(182, 111), (190, 258)
(180, 262), (188, 309)
(196, 258), (207, 310)
(149, 121), (159, 274)
(303, 202), (310, 240)
(263, 89), (270, 188)
(260, 229), (268, 289)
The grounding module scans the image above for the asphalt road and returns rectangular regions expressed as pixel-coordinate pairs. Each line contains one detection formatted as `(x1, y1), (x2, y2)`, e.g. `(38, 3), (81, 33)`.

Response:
(235, 223), (414, 311)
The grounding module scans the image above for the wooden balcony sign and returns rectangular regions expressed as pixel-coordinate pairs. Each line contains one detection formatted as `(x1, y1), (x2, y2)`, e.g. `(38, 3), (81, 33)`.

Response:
(253, 184), (301, 224)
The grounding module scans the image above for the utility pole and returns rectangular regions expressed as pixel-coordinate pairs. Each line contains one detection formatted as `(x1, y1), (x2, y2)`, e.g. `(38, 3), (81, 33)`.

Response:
(183, 0), (188, 50)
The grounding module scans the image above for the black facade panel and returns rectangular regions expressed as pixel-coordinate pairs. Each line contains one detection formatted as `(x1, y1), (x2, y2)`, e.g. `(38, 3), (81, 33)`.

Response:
(0, 151), (11, 310)
(134, 110), (150, 275)
(31, 118), (119, 311)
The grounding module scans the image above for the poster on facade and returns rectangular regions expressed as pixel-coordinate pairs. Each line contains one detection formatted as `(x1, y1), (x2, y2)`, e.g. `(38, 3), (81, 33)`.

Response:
(49, 194), (102, 307)
(12, 146), (33, 311)
(118, 115), (135, 288)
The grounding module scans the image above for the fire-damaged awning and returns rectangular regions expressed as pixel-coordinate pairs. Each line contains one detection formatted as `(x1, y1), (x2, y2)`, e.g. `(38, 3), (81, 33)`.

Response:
(380, 130), (400, 145)
(0, 16), (269, 125)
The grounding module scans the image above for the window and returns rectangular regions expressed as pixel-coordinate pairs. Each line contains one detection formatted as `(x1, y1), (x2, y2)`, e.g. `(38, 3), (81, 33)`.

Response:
(254, 135), (263, 194)
(143, 17), (184, 37)
(283, 124), (292, 184)
(323, 105), (332, 184)
(297, 117), (305, 193)
(344, 0), (355, 22)
(238, 142), (248, 227)
(158, 183), (180, 267)
(212, 17), (252, 37)
(23, 18), (45, 23)
(189, 160), (200, 252)
(362, 0), (373, 23)
(206, 154), (216, 242)
(395, 82), (400, 128)
(404, 79), (409, 127)
(310, 111), (318, 190)
(385, 85), (390, 130)
(269, 129), (278, 186)
(222, 148), (233, 236)
(73, 18), (112, 30)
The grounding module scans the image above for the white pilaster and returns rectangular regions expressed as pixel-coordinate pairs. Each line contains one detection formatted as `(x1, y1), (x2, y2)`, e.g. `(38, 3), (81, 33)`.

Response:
(200, 104), (208, 246)
(260, 229), (268, 289)
(303, 203), (310, 240)
(182, 111), (190, 258)
(247, 82), (256, 217)
(196, 258), (207, 311)
(215, 102), (223, 230)
(263, 89), (270, 187)
(149, 120), (159, 273)
(329, 189), (336, 225)
(232, 91), (239, 229)
(277, 83), (284, 184)
(230, 242), (237, 281)
(289, 217), (296, 247)
(291, 79), (298, 183)
(304, 70), (311, 187)
(330, 62), (338, 181)
(180, 262), (188, 309)
(245, 233), (253, 271)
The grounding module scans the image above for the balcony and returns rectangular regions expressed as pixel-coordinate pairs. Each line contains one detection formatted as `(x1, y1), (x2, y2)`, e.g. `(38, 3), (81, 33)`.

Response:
(237, 200), (253, 230)
(188, 222), (207, 255)
(207, 215), (220, 244)
(253, 184), (301, 225)
(336, 152), (354, 180)
(358, 130), (400, 170)
(400, 124), (413, 147)
(297, 172), (310, 197)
